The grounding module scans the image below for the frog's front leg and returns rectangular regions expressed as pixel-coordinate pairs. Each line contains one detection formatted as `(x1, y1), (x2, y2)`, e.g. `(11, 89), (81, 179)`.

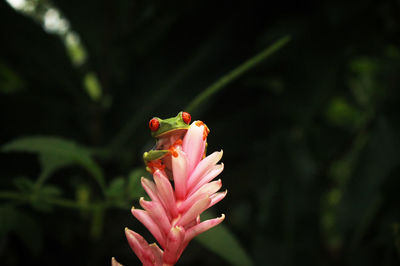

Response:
(143, 149), (170, 163)
(143, 149), (169, 173)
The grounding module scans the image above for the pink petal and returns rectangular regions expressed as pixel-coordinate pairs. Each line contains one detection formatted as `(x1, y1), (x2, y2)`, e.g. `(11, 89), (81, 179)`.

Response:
(184, 214), (225, 243)
(187, 150), (223, 191)
(141, 177), (169, 210)
(163, 226), (185, 265)
(178, 180), (222, 213)
(182, 121), (206, 175)
(184, 216), (200, 228)
(209, 190), (228, 208)
(131, 208), (166, 248)
(148, 243), (163, 266)
(141, 177), (159, 202)
(139, 198), (171, 235)
(187, 163), (224, 196)
(153, 170), (178, 218)
(171, 148), (188, 200)
(125, 228), (157, 265)
(176, 196), (211, 227)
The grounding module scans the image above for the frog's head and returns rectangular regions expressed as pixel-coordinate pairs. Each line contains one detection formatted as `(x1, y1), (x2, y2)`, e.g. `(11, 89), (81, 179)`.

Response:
(148, 111), (191, 138)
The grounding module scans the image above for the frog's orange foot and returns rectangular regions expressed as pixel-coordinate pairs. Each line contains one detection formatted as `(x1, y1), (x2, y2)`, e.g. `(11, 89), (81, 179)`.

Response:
(195, 121), (210, 140)
(146, 160), (166, 174)
(168, 146), (179, 157)
(172, 139), (183, 147)
(168, 139), (183, 158)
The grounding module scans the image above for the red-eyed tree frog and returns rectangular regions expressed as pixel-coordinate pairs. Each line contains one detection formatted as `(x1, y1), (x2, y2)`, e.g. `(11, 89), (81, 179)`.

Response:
(143, 111), (192, 173)
(143, 111), (210, 174)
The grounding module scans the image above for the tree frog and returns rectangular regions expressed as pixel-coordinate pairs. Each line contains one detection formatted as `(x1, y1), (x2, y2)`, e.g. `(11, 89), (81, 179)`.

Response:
(143, 111), (192, 173)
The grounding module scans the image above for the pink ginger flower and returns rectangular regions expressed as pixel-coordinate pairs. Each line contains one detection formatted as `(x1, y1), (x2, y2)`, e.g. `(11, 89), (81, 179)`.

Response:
(125, 121), (226, 266)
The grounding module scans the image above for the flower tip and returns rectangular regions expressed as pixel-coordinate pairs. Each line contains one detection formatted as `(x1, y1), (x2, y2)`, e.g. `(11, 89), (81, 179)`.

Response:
(138, 197), (148, 209)
(153, 169), (162, 176)
(193, 120), (201, 127)
(173, 225), (184, 232)
(215, 150), (223, 161)
(141, 176), (152, 185)
(171, 226), (180, 234)
(111, 257), (123, 266)
(219, 213), (226, 220)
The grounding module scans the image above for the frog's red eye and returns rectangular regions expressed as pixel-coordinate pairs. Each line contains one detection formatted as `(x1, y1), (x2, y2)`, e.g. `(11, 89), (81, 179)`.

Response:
(182, 112), (191, 124)
(149, 118), (160, 131)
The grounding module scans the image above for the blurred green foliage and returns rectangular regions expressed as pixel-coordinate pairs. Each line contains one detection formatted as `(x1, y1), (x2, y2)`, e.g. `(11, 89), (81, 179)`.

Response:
(1, 0), (400, 265)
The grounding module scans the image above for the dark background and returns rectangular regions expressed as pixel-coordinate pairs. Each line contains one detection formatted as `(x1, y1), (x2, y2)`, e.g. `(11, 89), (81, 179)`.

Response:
(1, 0), (400, 265)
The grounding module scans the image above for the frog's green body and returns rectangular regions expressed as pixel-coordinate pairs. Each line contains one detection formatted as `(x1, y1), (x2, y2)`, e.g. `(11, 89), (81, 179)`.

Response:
(143, 112), (191, 172)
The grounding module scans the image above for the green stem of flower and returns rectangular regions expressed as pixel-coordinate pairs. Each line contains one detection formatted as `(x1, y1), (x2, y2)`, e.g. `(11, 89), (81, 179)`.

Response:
(185, 35), (291, 113)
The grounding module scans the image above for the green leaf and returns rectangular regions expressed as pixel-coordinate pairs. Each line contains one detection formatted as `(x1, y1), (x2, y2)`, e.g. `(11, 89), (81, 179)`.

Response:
(127, 168), (147, 199)
(324, 97), (363, 129)
(106, 177), (125, 198)
(13, 176), (34, 192)
(1, 136), (105, 191)
(31, 184), (63, 212)
(11, 177), (63, 212)
(40, 184), (62, 197)
(83, 72), (102, 101)
(106, 168), (147, 208)
(38, 153), (74, 181)
(195, 212), (253, 266)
